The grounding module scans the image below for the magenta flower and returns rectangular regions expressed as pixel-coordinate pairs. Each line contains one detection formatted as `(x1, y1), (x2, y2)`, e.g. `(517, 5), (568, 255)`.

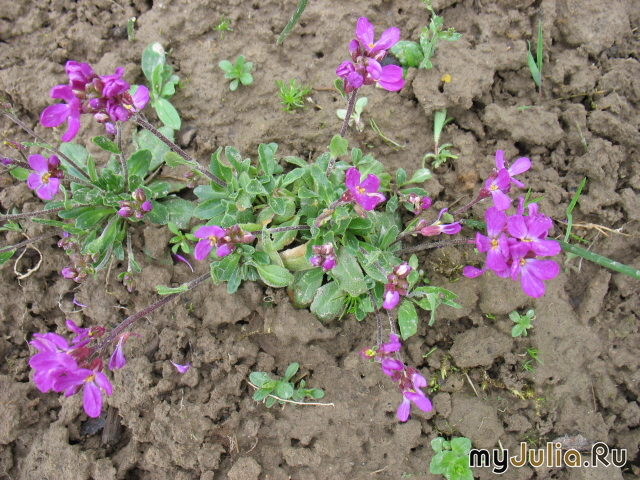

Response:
(344, 167), (386, 211)
(495, 150), (531, 188)
(396, 367), (432, 422)
(40, 86), (82, 142)
(382, 290), (400, 310)
(473, 207), (509, 272)
(365, 59), (404, 91)
(171, 361), (191, 373)
(507, 215), (561, 258)
(310, 243), (337, 272)
(108, 332), (134, 370)
(194, 225), (228, 260)
(382, 263), (411, 310)
(510, 255), (559, 298)
(29, 333), (78, 393)
(417, 208), (462, 237)
(484, 168), (512, 211)
(54, 366), (113, 418)
(354, 17), (400, 56)
(26, 154), (63, 200)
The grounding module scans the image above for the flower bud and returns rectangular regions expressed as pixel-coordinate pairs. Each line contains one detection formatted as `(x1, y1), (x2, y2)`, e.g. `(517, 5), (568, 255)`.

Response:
(132, 188), (146, 203)
(118, 206), (134, 218)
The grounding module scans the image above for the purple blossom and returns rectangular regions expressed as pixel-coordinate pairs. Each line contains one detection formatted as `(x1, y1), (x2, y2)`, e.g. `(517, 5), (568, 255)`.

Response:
(510, 255), (560, 298)
(495, 150), (531, 188)
(382, 263), (411, 310)
(395, 367), (432, 422)
(53, 365), (113, 418)
(108, 332), (135, 370)
(382, 290), (400, 310)
(484, 168), (512, 211)
(344, 167), (386, 211)
(40, 86), (83, 142)
(172, 253), (194, 272)
(416, 208), (462, 237)
(310, 243), (337, 272)
(507, 215), (562, 258)
(171, 361), (191, 373)
(194, 225), (228, 260)
(354, 17), (400, 56)
(26, 154), (63, 200)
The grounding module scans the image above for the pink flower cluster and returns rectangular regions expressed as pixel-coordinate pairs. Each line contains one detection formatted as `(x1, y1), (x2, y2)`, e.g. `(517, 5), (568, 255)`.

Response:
(360, 334), (432, 422)
(382, 262), (412, 310)
(193, 224), (255, 261)
(336, 17), (404, 93)
(463, 199), (560, 298)
(40, 61), (149, 142)
(310, 243), (337, 272)
(29, 321), (111, 418)
(117, 188), (153, 220)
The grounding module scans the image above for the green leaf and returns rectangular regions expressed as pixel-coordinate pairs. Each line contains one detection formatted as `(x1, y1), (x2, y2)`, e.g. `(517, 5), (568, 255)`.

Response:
(265, 396), (277, 408)
(450, 437), (472, 455)
(284, 363), (299, 382)
(310, 164), (334, 205)
(406, 168), (432, 185)
(161, 196), (194, 229)
(275, 381), (294, 399)
(30, 218), (84, 235)
(330, 248), (367, 296)
(310, 281), (345, 322)
(145, 200), (170, 225)
(527, 41), (541, 87)
(398, 300), (419, 340)
(142, 42), (166, 85)
(9, 167), (29, 181)
(85, 217), (119, 255)
(127, 149), (152, 180)
(249, 371), (272, 387)
(253, 388), (272, 402)
(252, 263), (294, 288)
(219, 60), (233, 72)
(395, 168), (407, 186)
(329, 134), (348, 158)
(245, 178), (268, 196)
(58, 143), (88, 180)
(0, 250), (15, 266)
(289, 268), (324, 308)
(225, 146), (248, 173)
(431, 437), (446, 454)
(194, 199), (226, 220)
(133, 126), (175, 170)
(93, 136), (120, 154)
(281, 168), (306, 187)
(75, 208), (113, 230)
(156, 283), (189, 295)
(164, 151), (188, 167)
(258, 143), (277, 176)
(209, 147), (233, 183)
(155, 97), (181, 130)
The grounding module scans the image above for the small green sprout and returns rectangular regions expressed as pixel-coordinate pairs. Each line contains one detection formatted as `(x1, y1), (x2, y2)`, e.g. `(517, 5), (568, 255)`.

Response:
(219, 55), (253, 91)
(522, 347), (543, 372)
(168, 222), (196, 255)
(213, 15), (233, 39)
(276, 79), (312, 111)
(336, 97), (368, 132)
(250, 362), (325, 408)
(509, 308), (535, 337)
(430, 436), (474, 480)
(423, 109), (458, 168)
(527, 20), (543, 92)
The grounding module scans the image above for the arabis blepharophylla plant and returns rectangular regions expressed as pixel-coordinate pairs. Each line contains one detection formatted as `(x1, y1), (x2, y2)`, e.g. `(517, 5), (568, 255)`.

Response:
(2, 16), (564, 423)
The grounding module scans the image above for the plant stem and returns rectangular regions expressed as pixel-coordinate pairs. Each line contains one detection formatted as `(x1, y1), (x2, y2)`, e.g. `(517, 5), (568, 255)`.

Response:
(368, 289), (383, 347)
(0, 206), (67, 221)
(92, 272), (211, 356)
(395, 237), (474, 255)
(558, 240), (640, 280)
(326, 89), (359, 179)
(250, 225), (310, 235)
(132, 114), (227, 188)
(0, 232), (58, 254)
(2, 111), (92, 181)
(116, 122), (128, 192)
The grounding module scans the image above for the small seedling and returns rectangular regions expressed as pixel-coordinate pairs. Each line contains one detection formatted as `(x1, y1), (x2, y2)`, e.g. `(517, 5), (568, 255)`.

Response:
(509, 308), (535, 337)
(391, 1), (461, 73)
(141, 42), (182, 130)
(336, 97), (368, 132)
(276, 79), (312, 111)
(430, 436), (474, 480)
(423, 109), (458, 168)
(219, 55), (254, 91)
(168, 222), (196, 255)
(213, 15), (233, 39)
(527, 20), (543, 92)
(522, 347), (543, 372)
(250, 362), (324, 408)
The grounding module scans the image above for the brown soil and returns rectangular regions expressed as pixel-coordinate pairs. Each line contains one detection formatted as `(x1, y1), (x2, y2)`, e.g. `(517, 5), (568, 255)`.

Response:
(1, 1), (640, 479)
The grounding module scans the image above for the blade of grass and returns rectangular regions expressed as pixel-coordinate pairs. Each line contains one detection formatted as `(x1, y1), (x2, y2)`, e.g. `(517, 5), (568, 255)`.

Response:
(277, 0), (308, 45)
(564, 177), (587, 242)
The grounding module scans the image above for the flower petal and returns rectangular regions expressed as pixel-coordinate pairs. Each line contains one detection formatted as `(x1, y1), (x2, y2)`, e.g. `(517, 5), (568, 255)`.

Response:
(373, 27), (400, 52)
(194, 239), (213, 261)
(83, 382), (103, 418)
(355, 17), (374, 47)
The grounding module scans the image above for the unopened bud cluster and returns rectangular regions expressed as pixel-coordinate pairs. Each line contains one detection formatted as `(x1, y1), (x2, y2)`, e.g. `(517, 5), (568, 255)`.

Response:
(117, 188), (153, 219)
(310, 243), (337, 272)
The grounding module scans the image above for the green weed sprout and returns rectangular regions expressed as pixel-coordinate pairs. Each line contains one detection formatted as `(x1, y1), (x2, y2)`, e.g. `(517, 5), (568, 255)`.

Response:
(423, 109), (458, 168)
(276, 79), (312, 111)
(509, 309), (535, 337)
(391, 0), (461, 73)
(141, 42), (182, 130)
(213, 15), (233, 39)
(522, 347), (543, 372)
(336, 97), (368, 132)
(219, 55), (253, 91)
(250, 362), (325, 408)
(168, 221), (196, 255)
(430, 436), (474, 480)
(527, 20), (543, 92)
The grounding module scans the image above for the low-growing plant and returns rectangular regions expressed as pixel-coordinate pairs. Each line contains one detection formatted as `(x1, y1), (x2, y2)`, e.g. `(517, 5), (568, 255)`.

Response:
(276, 79), (312, 111)
(527, 20), (543, 93)
(510, 308), (535, 337)
(249, 362), (325, 408)
(423, 108), (458, 168)
(430, 436), (474, 480)
(213, 14), (233, 39)
(2, 13), (637, 427)
(219, 55), (253, 91)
